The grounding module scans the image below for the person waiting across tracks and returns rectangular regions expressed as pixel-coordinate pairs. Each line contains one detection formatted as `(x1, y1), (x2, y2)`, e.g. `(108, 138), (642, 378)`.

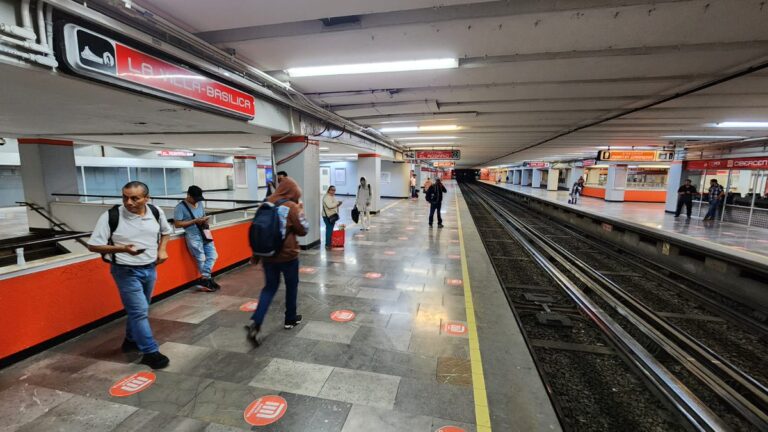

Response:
(569, 176), (585, 204)
(675, 179), (697, 220)
(322, 185), (342, 249)
(410, 174), (417, 198)
(174, 185), (219, 292)
(703, 179), (725, 221)
(355, 177), (372, 231)
(87, 181), (172, 369)
(427, 177), (448, 228)
(247, 177), (309, 344)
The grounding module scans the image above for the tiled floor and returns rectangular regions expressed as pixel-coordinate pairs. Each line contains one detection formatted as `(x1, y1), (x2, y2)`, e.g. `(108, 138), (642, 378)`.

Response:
(0, 189), (478, 431)
(483, 181), (768, 262)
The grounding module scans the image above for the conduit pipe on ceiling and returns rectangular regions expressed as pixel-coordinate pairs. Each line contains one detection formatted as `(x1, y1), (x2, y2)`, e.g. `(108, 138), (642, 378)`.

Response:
(36, 0), (48, 49)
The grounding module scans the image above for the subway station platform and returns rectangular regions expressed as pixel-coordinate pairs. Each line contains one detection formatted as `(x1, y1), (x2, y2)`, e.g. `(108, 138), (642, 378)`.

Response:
(482, 180), (768, 266)
(0, 182), (559, 432)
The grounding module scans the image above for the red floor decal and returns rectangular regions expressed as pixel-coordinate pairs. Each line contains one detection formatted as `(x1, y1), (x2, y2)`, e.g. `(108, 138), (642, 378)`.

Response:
(299, 266), (318, 274)
(448, 254), (460, 260)
(330, 309), (356, 322)
(239, 301), (259, 312)
(436, 426), (466, 432)
(446, 278), (463, 286)
(244, 395), (287, 426)
(109, 371), (156, 397)
(398, 236), (409, 240)
(364, 272), (383, 279)
(405, 226), (415, 231)
(384, 250), (396, 256)
(443, 321), (468, 336)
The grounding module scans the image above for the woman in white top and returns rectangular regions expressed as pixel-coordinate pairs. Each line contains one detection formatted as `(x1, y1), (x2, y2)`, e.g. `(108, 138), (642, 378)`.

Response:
(355, 177), (372, 231)
(322, 185), (342, 249)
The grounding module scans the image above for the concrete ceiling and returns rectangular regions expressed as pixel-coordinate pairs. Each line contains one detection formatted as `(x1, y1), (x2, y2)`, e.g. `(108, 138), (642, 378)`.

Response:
(133, 0), (768, 167)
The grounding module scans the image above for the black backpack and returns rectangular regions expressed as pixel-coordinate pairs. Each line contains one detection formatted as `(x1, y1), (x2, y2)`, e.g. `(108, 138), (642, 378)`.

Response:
(102, 204), (161, 263)
(249, 199), (288, 257)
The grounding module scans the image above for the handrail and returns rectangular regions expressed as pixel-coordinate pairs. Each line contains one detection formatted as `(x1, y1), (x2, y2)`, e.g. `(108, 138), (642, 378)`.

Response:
(51, 193), (262, 204)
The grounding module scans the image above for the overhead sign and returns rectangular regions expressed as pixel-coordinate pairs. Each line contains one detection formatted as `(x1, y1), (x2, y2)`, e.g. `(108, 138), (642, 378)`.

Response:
(404, 150), (460, 160)
(597, 150), (674, 162)
(62, 24), (255, 119)
(684, 156), (768, 171)
(433, 161), (455, 168)
(525, 161), (550, 168)
(156, 150), (194, 157)
(581, 159), (596, 167)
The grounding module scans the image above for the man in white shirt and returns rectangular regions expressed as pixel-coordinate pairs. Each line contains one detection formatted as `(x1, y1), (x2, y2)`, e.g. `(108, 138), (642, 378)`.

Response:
(87, 181), (172, 369)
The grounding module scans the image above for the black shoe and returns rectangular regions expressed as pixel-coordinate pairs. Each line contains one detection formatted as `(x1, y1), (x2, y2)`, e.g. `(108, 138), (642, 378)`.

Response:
(198, 278), (216, 292)
(429, 224), (433, 227)
(246, 321), (262, 345)
(209, 278), (221, 290)
(121, 338), (139, 353)
(140, 351), (169, 369)
(674, 214), (680, 218)
(438, 224), (444, 228)
(284, 315), (303, 329)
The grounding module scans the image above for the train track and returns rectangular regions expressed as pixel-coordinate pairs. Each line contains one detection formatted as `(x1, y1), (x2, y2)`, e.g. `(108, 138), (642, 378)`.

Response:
(460, 182), (768, 432)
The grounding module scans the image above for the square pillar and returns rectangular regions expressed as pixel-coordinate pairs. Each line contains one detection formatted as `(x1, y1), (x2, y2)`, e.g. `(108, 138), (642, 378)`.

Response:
(547, 169), (560, 191)
(605, 164), (628, 202)
(521, 169), (531, 186)
(512, 170), (521, 185)
(357, 153), (382, 212)
(531, 169), (542, 188)
(272, 135), (320, 248)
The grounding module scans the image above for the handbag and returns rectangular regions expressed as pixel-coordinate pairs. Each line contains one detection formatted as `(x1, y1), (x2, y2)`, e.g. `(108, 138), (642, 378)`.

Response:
(351, 205), (360, 223)
(323, 199), (340, 225)
(183, 201), (213, 243)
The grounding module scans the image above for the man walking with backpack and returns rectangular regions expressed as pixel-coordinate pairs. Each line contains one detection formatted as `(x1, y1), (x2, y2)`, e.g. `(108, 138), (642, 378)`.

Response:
(87, 181), (172, 369)
(247, 177), (309, 344)
(426, 178), (448, 228)
(174, 185), (219, 292)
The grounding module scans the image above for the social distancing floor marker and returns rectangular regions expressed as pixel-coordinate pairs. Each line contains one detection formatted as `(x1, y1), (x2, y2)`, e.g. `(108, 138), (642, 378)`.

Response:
(330, 310), (356, 322)
(384, 250), (396, 256)
(109, 371), (156, 397)
(455, 193), (493, 432)
(239, 301), (259, 312)
(244, 395), (287, 426)
(443, 321), (468, 336)
(398, 236), (409, 240)
(299, 266), (318, 274)
(446, 278), (464, 286)
(364, 272), (383, 279)
(448, 254), (461, 260)
(436, 426), (467, 432)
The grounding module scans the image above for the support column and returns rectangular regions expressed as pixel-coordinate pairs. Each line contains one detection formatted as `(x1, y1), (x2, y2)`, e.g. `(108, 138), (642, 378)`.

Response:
(18, 138), (80, 230)
(272, 135), (320, 248)
(521, 169), (531, 186)
(512, 170), (521, 185)
(531, 169), (542, 188)
(664, 144), (687, 213)
(547, 169), (560, 191)
(357, 153), (382, 213)
(568, 167), (585, 188)
(605, 164), (628, 202)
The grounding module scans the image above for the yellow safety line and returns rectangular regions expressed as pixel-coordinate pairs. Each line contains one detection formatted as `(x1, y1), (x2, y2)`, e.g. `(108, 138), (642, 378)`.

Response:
(455, 193), (493, 432)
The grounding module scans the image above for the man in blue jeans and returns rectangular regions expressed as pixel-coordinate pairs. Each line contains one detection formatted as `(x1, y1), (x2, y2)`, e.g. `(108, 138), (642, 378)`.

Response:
(88, 181), (172, 369)
(703, 179), (725, 221)
(174, 185), (219, 291)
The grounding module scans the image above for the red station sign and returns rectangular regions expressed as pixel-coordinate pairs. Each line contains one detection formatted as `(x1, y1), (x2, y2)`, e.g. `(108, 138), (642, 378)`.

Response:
(685, 156), (768, 170)
(405, 150), (460, 160)
(62, 24), (256, 119)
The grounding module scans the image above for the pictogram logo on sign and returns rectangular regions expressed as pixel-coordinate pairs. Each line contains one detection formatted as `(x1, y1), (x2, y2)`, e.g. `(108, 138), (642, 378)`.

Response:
(299, 266), (318, 274)
(244, 395), (287, 426)
(239, 301), (259, 312)
(330, 309), (356, 322)
(364, 272), (383, 279)
(443, 321), (468, 336)
(109, 371), (156, 397)
(446, 278), (463, 286)
(436, 426), (467, 432)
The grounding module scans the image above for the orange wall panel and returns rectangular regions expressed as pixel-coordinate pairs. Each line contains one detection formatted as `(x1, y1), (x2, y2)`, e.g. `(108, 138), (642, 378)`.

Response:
(624, 190), (667, 202)
(581, 187), (605, 199)
(0, 221), (252, 361)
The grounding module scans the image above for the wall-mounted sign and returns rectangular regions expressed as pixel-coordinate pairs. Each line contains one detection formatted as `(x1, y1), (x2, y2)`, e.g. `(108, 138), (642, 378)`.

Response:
(581, 159), (596, 167)
(157, 150), (194, 157)
(684, 156), (768, 171)
(433, 161), (455, 168)
(597, 150), (673, 162)
(404, 150), (460, 160)
(61, 24), (255, 119)
(525, 161), (550, 168)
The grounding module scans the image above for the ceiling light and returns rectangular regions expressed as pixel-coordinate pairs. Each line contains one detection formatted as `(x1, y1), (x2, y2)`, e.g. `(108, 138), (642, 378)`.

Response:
(379, 127), (419, 133)
(380, 125), (460, 133)
(319, 147), (330, 151)
(285, 58), (458, 77)
(403, 143), (455, 146)
(662, 135), (746, 139)
(398, 136), (458, 141)
(715, 122), (768, 128)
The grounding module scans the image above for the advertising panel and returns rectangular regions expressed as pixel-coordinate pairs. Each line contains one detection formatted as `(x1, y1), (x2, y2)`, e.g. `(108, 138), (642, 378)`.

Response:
(684, 156), (768, 170)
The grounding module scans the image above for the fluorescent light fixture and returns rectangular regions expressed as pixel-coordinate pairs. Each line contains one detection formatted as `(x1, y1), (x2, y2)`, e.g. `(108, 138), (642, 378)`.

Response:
(379, 127), (419, 133)
(380, 125), (460, 133)
(398, 136), (458, 140)
(285, 58), (458, 77)
(662, 135), (745, 139)
(319, 147), (330, 151)
(715, 122), (768, 128)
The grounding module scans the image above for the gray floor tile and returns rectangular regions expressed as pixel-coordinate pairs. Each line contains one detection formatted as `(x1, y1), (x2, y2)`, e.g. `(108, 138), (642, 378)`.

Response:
(296, 321), (359, 344)
(113, 409), (210, 432)
(357, 287), (402, 302)
(370, 349), (438, 381)
(17, 394), (137, 432)
(0, 383), (75, 430)
(0, 353), (96, 393)
(340, 404), (432, 432)
(305, 340), (377, 370)
(184, 350), (272, 385)
(318, 368), (400, 410)
(249, 358), (334, 396)
(394, 377), (475, 424)
(178, 380), (275, 429)
(118, 371), (214, 416)
(157, 342), (214, 374)
(153, 304), (221, 324)
(351, 326), (412, 352)
(259, 392), (352, 432)
(194, 326), (256, 353)
(408, 334), (470, 359)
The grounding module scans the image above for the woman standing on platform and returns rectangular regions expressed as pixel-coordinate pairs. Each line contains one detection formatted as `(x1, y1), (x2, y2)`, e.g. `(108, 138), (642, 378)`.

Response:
(356, 177), (372, 231)
(322, 185), (342, 249)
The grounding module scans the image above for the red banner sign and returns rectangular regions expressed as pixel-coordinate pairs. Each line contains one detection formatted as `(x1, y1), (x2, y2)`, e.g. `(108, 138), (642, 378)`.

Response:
(581, 159), (596, 167)
(526, 161), (550, 168)
(597, 150), (674, 162)
(405, 150), (460, 160)
(157, 150), (194, 157)
(685, 157), (768, 171)
(63, 24), (255, 119)
(433, 161), (455, 168)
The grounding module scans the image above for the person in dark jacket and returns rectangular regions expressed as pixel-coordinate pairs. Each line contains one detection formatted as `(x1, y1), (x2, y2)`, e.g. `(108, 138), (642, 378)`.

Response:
(675, 179), (697, 219)
(426, 178), (448, 228)
(247, 177), (309, 344)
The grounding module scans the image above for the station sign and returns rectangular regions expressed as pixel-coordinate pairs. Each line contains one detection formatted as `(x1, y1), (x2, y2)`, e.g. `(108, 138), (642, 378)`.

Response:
(156, 150), (194, 157)
(684, 156), (768, 171)
(525, 161), (550, 168)
(404, 150), (460, 160)
(433, 161), (455, 168)
(61, 24), (255, 120)
(597, 150), (674, 162)
(581, 159), (596, 167)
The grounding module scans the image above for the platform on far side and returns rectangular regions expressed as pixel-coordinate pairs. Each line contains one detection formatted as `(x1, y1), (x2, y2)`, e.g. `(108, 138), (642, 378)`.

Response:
(481, 181), (768, 267)
(0, 181), (559, 432)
